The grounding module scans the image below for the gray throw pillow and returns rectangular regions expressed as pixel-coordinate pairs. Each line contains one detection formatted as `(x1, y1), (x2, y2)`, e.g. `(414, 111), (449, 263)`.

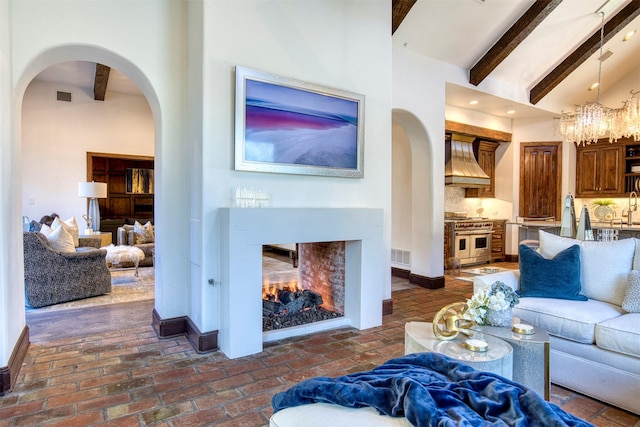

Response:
(622, 270), (640, 313)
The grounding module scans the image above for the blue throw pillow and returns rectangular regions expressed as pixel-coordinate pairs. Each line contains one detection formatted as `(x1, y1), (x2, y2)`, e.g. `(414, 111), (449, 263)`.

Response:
(518, 244), (587, 300)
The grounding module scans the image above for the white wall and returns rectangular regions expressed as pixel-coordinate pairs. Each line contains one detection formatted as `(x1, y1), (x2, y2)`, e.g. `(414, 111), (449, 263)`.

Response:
(21, 79), (154, 222)
(392, 48), (446, 278)
(9, 0), (190, 333)
(0, 0), (25, 367)
(194, 0), (393, 332)
(4, 1), (394, 361)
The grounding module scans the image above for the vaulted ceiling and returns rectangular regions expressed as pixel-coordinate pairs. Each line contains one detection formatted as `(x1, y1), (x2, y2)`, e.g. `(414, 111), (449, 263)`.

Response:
(32, 1), (640, 120)
(393, 0), (640, 119)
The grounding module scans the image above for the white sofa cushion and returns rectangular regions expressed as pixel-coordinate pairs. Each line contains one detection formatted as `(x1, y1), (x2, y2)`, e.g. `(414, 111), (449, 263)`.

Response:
(473, 270), (520, 294)
(595, 313), (640, 358)
(47, 226), (76, 252)
(52, 216), (80, 247)
(513, 297), (623, 344)
(538, 231), (634, 306)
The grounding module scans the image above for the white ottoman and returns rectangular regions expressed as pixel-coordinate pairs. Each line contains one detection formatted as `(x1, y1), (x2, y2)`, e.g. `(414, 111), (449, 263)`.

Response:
(105, 245), (145, 276)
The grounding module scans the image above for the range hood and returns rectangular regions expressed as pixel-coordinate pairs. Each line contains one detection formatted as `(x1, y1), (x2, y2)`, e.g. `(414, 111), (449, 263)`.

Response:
(445, 133), (490, 188)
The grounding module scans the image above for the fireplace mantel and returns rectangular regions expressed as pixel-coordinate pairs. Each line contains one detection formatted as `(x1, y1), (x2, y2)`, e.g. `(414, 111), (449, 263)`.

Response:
(219, 208), (385, 358)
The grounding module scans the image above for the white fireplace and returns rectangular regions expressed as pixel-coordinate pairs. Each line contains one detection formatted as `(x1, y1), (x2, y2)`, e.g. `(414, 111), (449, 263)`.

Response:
(220, 208), (385, 358)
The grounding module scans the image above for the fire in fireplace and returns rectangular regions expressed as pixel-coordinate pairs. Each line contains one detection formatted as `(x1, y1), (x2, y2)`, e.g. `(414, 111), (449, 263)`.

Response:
(262, 241), (345, 331)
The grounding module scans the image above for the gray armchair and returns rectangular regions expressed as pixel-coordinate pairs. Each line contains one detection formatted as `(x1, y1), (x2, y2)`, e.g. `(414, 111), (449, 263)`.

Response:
(23, 232), (111, 308)
(116, 225), (154, 267)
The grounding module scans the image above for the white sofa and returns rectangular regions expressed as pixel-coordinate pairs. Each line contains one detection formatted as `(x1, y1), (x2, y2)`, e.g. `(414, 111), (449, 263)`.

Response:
(474, 230), (640, 415)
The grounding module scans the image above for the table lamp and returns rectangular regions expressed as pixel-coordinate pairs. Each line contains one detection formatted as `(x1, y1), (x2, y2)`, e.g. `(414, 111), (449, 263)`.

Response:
(78, 181), (107, 233)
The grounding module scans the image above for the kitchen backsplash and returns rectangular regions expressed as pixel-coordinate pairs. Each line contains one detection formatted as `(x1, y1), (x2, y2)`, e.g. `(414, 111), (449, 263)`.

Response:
(444, 187), (510, 219)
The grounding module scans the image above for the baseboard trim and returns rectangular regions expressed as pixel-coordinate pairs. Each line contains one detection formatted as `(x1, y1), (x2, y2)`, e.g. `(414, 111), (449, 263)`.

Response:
(382, 299), (393, 315)
(186, 317), (218, 353)
(152, 309), (187, 337)
(505, 254), (518, 262)
(152, 309), (218, 353)
(0, 325), (30, 396)
(409, 273), (445, 289)
(391, 267), (410, 279)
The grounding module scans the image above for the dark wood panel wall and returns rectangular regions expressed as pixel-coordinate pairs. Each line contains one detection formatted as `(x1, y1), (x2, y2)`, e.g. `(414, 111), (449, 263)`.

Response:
(87, 152), (154, 220)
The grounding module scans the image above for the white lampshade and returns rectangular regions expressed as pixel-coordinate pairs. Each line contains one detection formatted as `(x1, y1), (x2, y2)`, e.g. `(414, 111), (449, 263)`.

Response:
(78, 181), (107, 198)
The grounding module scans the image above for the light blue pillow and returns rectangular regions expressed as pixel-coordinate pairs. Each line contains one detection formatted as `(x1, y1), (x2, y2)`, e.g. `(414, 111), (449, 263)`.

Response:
(518, 244), (587, 301)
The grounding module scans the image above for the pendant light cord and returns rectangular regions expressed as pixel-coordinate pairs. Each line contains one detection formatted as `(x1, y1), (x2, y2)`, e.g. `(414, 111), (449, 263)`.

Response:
(597, 11), (604, 103)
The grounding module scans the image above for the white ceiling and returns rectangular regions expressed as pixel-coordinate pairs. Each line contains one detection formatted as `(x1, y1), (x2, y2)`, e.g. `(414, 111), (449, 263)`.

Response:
(34, 61), (142, 97)
(32, 0), (640, 121)
(393, 0), (640, 119)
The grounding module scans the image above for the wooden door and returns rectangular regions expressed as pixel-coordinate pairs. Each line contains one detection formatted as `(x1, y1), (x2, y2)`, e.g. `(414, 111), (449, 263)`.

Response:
(519, 142), (562, 219)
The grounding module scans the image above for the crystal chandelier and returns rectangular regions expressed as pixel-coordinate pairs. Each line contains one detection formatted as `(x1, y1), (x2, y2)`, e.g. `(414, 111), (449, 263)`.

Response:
(558, 13), (640, 146)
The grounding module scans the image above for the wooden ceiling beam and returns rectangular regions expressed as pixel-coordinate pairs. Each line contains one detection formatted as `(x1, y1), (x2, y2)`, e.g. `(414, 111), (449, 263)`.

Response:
(445, 120), (512, 143)
(392, 0), (417, 35)
(469, 0), (563, 86)
(530, 0), (640, 105)
(93, 63), (111, 101)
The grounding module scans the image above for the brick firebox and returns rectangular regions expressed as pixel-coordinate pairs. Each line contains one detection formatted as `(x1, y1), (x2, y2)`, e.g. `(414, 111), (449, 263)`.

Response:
(299, 241), (345, 315)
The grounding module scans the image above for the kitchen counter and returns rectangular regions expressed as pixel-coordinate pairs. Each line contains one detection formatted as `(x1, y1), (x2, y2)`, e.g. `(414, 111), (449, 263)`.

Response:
(509, 219), (640, 230)
(510, 220), (640, 242)
(589, 221), (640, 230)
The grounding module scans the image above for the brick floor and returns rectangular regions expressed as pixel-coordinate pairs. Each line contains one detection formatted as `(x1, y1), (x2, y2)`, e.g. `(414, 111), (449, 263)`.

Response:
(3, 270), (639, 426)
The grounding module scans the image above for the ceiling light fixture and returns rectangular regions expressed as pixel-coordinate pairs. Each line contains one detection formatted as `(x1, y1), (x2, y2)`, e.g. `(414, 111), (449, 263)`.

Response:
(558, 12), (640, 146)
(507, 110), (516, 115)
(469, 100), (479, 105)
(623, 30), (636, 41)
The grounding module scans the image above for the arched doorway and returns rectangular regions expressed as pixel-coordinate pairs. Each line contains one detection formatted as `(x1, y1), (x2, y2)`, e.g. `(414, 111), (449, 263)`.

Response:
(16, 47), (162, 337)
(391, 109), (445, 288)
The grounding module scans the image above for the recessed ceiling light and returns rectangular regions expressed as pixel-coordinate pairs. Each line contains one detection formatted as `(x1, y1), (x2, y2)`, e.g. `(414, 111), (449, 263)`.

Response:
(623, 30), (636, 41)
(469, 100), (479, 105)
(589, 82), (599, 91)
(507, 110), (516, 115)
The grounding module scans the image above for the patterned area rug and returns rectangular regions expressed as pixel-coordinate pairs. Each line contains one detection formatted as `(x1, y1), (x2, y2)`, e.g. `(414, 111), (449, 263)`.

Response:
(26, 266), (155, 312)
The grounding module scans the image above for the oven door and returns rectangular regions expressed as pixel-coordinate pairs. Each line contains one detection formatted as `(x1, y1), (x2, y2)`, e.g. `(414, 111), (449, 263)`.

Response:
(454, 234), (470, 260)
(472, 234), (490, 252)
(455, 231), (492, 265)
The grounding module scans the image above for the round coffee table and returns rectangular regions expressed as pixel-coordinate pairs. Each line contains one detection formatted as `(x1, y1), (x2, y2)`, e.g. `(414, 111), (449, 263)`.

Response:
(405, 321), (513, 379)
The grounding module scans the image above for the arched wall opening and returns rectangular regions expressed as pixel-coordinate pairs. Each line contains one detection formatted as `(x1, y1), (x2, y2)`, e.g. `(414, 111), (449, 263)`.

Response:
(391, 109), (445, 288)
(15, 45), (162, 322)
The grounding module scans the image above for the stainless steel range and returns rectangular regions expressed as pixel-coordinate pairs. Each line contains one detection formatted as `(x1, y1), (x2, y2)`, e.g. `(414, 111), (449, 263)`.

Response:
(445, 213), (493, 266)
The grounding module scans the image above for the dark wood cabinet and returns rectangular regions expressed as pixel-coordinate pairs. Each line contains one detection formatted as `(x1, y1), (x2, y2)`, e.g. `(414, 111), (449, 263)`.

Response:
(575, 141), (624, 197)
(466, 140), (499, 198)
(87, 153), (154, 220)
(444, 222), (452, 265)
(491, 220), (506, 262)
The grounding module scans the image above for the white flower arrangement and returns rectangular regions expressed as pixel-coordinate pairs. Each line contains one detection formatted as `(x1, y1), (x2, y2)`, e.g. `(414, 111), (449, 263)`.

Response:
(464, 281), (519, 326)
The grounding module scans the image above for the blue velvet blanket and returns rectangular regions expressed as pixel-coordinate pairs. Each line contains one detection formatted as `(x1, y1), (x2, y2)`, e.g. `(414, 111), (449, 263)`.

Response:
(272, 353), (593, 427)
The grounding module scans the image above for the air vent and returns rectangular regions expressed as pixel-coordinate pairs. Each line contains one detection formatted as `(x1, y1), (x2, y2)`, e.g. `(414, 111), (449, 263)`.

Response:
(391, 249), (411, 266)
(56, 91), (72, 102)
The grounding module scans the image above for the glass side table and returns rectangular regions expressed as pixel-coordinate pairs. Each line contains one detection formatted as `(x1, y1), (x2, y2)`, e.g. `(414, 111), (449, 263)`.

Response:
(405, 321), (513, 380)
(472, 317), (550, 399)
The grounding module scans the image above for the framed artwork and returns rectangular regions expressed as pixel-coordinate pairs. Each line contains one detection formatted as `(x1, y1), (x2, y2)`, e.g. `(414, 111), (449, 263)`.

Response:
(126, 168), (154, 194)
(234, 66), (365, 178)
